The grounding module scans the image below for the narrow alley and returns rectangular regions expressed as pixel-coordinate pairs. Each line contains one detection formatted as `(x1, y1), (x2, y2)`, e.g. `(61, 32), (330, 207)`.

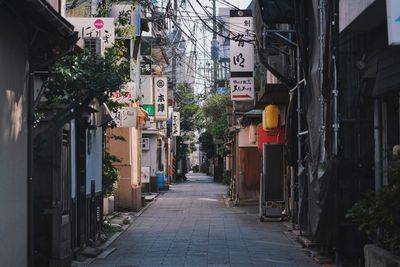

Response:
(90, 174), (318, 267)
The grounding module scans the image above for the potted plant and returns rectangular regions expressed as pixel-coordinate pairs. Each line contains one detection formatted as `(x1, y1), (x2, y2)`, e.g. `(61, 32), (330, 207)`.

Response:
(347, 160), (400, 266)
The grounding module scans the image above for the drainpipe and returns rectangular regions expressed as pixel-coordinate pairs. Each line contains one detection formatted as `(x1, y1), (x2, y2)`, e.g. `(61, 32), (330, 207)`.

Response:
(374, 99), (382, 190)
(319, 0), (326, 163)
(28, 71), (34, 267)
(332, 56), (338, 155)
(296, 44), (302, 228)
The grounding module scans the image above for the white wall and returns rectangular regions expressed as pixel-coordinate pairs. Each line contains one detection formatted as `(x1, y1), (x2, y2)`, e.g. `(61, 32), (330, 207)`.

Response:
(0, 11), (28, 267)
(141, 134), (158, 177)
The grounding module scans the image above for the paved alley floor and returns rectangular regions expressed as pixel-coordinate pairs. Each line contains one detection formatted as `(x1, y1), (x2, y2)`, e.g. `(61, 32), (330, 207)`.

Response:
(90, 173), (319, 267)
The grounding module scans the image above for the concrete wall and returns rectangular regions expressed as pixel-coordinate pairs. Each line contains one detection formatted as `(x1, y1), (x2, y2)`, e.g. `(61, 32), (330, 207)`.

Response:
(0, 11), (29, 267)
(109, 126), (142, 211)
(339, 0), (377, 31)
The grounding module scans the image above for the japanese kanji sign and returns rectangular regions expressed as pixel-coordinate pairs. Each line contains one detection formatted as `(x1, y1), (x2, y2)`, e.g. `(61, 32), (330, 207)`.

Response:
(112, 107), (137, 127)
(140, 75), (153, 105)
(140, 60), (152, 75)
(67, 17), (115, 48)
(172, 112), (180, 136)
(230, 77), (254, 100)
(229, 10), (254, 101)
(154, 77), (168, 121)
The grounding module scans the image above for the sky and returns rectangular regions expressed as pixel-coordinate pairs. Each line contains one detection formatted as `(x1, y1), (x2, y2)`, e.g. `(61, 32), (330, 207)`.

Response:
(175, 0), (253, 95)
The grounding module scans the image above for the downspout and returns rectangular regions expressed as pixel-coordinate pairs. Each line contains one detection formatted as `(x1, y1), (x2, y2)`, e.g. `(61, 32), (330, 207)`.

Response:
(296, 44), (302, 228)
(374, 99), (382, 190)
(319, 0), (326, 163)
(28, 71), (34, 267)
(332, 56), (338, 155)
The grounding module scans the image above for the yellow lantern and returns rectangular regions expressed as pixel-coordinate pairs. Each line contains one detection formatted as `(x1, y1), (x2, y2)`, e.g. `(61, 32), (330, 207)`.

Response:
(262, 105), (279, 130)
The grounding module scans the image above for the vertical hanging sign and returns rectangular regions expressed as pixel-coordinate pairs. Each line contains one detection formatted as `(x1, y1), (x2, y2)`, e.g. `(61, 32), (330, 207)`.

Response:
(229, 10), (254, 101)
(387, 0), (400, 45)
(172, 112), (180, 136)
(139, 75), (153, 105)
(154, 77), (168, 121)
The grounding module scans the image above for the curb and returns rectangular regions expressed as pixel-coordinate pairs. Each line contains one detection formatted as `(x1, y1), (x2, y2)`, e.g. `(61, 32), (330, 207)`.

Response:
(76, 195), (159, 266)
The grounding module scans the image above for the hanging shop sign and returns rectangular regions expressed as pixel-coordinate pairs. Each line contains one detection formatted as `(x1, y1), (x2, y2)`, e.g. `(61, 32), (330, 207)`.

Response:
(111, 82), (136, 103)
(230, 77), (254, 101)
(67, 17), (115, 48)
(229, 9), (254, 101)
(112, 107), (137, 127)
(139, 75), (153, 105)
(172, 111), (180, 136)
(386, 0), (400, 45)
(140, 59), (152, 75)
(154, 77), (168, 121)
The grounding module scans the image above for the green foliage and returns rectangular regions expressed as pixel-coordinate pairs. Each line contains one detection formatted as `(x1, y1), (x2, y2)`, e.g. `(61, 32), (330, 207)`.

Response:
(347, 160), (400, 255)
(222, 170), (231, 185)
(198, 131), (214, 159)
(174, 83), (204, 135)
(202, 92), (230, 139)
(218, 145), (230, 158)
(44, 49), (126, 107)
(103, 152), (122, 197)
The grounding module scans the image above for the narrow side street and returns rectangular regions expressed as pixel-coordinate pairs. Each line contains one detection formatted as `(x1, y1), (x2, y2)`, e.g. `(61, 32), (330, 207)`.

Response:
(90, 174), (318, 267)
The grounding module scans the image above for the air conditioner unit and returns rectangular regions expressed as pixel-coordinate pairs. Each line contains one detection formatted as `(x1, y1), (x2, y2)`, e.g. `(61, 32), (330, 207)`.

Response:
(83, 37), (105, 56)
(142, 137), (150, 150)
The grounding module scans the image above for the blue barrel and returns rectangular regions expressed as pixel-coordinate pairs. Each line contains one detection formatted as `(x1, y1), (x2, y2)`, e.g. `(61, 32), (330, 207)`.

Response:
(156, 171), (165, 190)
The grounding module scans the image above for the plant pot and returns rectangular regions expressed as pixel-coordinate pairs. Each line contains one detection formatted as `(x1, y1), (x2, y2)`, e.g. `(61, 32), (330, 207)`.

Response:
(364, 244), (400, 267)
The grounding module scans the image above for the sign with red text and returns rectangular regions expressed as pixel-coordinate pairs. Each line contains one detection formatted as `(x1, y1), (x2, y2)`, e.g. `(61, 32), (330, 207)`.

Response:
(111, 82), (136, 104)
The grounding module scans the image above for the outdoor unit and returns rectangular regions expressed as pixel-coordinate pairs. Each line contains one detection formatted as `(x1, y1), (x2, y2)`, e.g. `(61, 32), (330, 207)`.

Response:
(142, 137), (150, 150)
(259, 144), (286, 221)
(83, 37), (105, 56)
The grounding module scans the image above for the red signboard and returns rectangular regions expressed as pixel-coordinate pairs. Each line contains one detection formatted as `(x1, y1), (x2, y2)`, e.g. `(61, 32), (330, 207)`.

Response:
(257, 125), (286, 153)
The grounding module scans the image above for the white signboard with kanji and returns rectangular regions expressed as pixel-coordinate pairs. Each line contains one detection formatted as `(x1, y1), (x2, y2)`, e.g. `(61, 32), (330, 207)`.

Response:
(387, 0), (400, 45)
(112, 107), (137, 127)
(172, 112), (180, 136)
(229, 10), (254, 101)
(67, 17), (115, 48)
(139, 75), (153, 105)
(230, 77), (254, 101)
(154, 77), (168, 121)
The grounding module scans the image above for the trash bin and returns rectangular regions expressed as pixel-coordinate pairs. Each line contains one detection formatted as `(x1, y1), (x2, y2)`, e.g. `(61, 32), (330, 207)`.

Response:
(156, 171), (165, 190)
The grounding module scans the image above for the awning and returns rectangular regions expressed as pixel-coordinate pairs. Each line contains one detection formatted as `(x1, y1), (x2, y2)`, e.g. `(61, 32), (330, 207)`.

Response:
(372, 46), (400, 97)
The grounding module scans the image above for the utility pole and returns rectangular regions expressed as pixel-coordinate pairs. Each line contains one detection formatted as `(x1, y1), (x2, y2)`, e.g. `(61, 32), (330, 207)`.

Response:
(211, 0), (218, 93)
(171, 0), (178, 183)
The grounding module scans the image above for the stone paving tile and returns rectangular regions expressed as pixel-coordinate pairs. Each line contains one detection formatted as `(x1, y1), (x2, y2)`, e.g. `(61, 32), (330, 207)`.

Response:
(89, 174), (320, 267)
